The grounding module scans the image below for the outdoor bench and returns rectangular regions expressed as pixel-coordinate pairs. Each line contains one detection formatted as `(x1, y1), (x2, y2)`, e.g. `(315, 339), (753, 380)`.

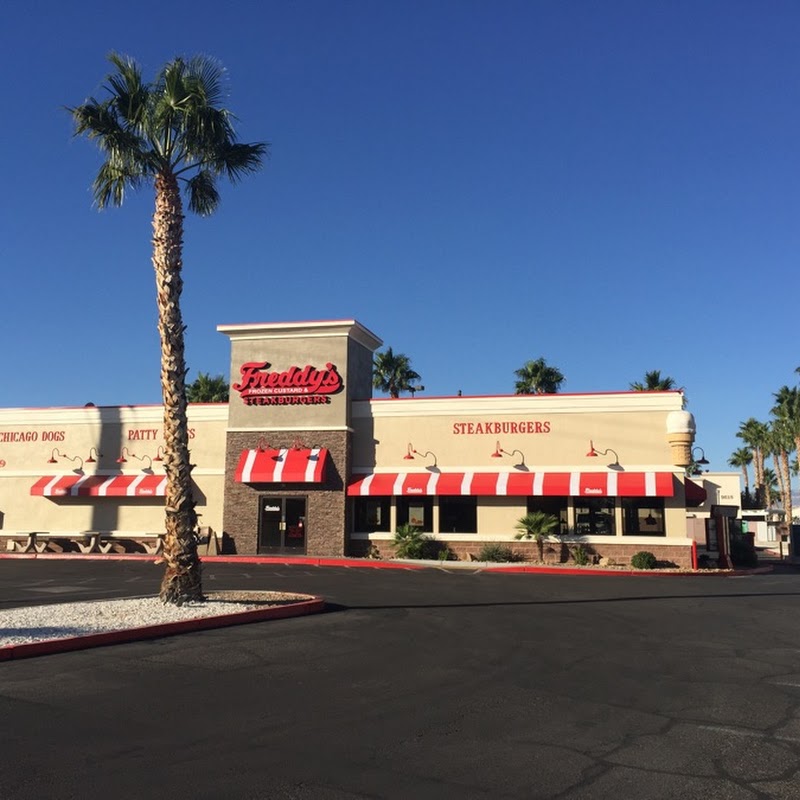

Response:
(0, 531), (165, 555)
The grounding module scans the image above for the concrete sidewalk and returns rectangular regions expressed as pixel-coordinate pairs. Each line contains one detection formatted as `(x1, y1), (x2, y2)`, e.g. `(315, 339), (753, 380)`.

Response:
(0, 549), (777, 576)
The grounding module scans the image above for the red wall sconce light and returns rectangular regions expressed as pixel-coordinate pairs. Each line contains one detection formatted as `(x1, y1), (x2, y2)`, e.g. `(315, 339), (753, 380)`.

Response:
(491, 442), (527, 470)
(116, 447), (134, 464)
(86, 447), (102, 464)
(46, 449), (84, 473)
(404, 443), (438, 469)
(586, 441), (621, 469)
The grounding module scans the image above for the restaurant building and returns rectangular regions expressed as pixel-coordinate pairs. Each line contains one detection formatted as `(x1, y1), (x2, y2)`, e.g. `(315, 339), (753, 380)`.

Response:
(0, 319), (701, 567)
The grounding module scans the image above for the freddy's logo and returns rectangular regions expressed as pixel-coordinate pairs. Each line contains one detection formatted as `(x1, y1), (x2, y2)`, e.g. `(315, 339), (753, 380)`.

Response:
(233, 361), (344, 406)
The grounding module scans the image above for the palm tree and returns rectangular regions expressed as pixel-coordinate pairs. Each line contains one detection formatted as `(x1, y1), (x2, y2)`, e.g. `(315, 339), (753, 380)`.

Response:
(770, 386), (799, 523)
(763, 422), (791, 521)
(629, 370), (676, 391)
(187, 372), (229, 403)
(736, 417), (769, 505)
(728, 447), (753, 493)
(514, 511), (560, 562)
(761, 467), (780, 508)
(70, 54), (267, 603)
(514, 358), (565, 395)
(372, 347), (421, 398)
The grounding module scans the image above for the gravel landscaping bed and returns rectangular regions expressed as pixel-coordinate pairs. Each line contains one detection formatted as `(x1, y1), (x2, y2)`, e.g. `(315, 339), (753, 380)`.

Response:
(0, 591), (313, 647)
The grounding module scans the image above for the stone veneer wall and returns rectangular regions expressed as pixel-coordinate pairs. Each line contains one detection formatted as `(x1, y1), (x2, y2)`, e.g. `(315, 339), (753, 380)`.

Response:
(223, 430), (349, 556)
(349, 539), (694, 569)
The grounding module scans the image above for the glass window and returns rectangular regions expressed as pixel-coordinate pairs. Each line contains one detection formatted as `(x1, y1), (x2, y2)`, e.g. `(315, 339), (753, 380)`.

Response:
(354, 498), (391, 532)
(574, 497), (616, 536)
(397, 496), (433, 532)
(622, 499), (665, 536)
(527, 497), (568, 536)
(439, 496), (477, 533)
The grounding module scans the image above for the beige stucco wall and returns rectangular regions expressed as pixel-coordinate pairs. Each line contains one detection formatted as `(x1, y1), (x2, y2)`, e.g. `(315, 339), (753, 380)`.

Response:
(0, 404), (227, 534)
(352, 392), (687, 470)
(686, 472), (742, 515)
(350, 391), (692, 543)
(684, 472), (743, 547)
(219, 320), (381, 432)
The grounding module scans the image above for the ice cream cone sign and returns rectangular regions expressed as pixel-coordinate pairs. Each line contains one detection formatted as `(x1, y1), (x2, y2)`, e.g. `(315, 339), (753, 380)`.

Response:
(665, 410), (696, 467)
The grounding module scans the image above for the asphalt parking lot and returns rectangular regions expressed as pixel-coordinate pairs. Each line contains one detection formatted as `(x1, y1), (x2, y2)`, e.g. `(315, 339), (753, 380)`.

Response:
(1, 559), (800, 799)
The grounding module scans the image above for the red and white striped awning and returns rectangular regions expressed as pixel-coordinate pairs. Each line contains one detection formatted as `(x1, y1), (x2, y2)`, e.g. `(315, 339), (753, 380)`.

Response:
(235, 447), (328, 484)
(347, 471), (675, 497)
(31, 474), (168, 498)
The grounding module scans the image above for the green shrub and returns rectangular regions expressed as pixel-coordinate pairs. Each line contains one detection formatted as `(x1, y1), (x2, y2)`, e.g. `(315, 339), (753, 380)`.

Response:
(631, 550), (658, 570)
(393, 524), (444, 560)
(477, 543), (517, 562)
(392, 524), (427, 558)
(570, 544), (591, 566)
(433, 542), (455, 561)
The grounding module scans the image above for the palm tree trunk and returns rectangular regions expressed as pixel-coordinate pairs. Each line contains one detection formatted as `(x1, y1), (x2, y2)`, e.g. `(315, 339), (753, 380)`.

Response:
(774, 455), (786, 509)
(153, 172), (202, 604)
(754, 447), (765, 505)
(779, 450), (793, 525)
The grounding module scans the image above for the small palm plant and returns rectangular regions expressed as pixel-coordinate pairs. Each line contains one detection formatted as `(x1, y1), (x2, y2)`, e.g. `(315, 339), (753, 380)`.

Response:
(393, 524), (429, 559)
(514, 511), (560, 562)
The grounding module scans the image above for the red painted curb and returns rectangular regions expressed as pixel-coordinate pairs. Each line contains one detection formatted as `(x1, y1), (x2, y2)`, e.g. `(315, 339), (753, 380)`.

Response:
(0, 553), (429, 568)
(0, 552), (775, 577)
(200, 556), (428, 569)
(0, 597), (325, 662)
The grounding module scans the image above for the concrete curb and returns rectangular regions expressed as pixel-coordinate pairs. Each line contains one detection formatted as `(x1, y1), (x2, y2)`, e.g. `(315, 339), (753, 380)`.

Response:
(485, 564), (775, 576)
(0, 595), (325, 662)
(0, 551), (775, 576)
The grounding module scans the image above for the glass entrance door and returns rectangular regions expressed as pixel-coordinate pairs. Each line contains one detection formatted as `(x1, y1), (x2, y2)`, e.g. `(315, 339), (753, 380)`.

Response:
(258, 497), (307, 554)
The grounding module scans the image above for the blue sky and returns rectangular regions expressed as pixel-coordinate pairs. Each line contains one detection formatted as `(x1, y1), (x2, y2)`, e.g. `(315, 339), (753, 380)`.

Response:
(2, 0), (799, 475)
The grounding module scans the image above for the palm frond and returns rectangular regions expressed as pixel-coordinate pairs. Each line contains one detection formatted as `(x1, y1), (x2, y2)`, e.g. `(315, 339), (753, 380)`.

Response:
(185, 170), (220, 215)
(180, 107), (237, 161)
(211, 141), (269, 182)
(93, 160), (143, 208)
(104, 53), (150, 132)
(184, 55), (228, 108)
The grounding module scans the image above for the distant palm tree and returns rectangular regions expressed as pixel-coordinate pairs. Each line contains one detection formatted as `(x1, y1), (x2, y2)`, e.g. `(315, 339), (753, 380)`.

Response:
(629, 370), (676, 391)
(728, 447), (753, 492)
(514, 511), (560, 562)
(761, 467), (780, 508)
(69, 53), (266, 604)
(737, 417), (769, 504)
(373, 347), (421, 398)
(187, 372), (229, 403)
(770, 387), (799, 522)
(514, 358), (565, 395)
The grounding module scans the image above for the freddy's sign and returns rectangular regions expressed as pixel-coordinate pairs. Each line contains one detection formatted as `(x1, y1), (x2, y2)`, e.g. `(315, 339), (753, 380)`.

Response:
(233, 361), (343, 406)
